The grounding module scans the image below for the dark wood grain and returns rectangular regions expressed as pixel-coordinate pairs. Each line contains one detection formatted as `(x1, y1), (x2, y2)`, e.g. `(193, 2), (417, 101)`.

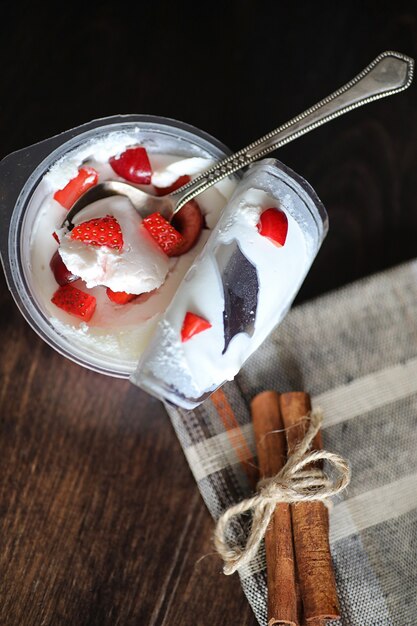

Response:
(1, 2), (417, 625)
(0, 274), (255, 626)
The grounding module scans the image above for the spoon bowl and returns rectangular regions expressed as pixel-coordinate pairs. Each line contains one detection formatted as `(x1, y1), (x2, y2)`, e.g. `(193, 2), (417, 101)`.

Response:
(64, 180), (176, 228)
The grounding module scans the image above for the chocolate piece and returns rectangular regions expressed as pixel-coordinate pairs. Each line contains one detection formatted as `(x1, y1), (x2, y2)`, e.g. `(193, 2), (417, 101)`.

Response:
(215, 240), (259, 354)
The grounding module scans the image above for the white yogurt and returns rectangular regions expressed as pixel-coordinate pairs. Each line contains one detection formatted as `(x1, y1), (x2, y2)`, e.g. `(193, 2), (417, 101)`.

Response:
(29, 142), (235, 366)
(59, 197), (170, 294)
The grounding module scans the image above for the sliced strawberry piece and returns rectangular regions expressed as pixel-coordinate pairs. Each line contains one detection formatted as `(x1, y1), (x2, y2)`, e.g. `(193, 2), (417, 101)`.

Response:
(154, 175), (191, 196)
(51, 284), (96, 321)
(169, 200), (204, 256)
(181, 312), (212, 342)
(71, 215), (124, 250)
(52, 231), (60, 244)
(142, 212), (184, 256)
(54, 167), (99, 210)
(49, 250), (78, 286)
(106, 288), (137, 304)
(257, 207), (288, 247)
(109, 147), (152, 184)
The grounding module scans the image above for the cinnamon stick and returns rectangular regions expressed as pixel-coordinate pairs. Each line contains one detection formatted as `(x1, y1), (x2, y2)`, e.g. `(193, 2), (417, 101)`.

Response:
(251, 391), (298, 626)
(279, 392), (340, 623)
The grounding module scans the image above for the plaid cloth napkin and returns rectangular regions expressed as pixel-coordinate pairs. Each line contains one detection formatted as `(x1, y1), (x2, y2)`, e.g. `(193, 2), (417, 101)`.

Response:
(166, 260), (417, 626)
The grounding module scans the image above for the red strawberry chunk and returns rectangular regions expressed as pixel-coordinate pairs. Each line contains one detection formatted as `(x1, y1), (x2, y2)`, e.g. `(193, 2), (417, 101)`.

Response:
(170, 200), (204, 256)
(154, 175), (191, 196)
(71, 215), (124, 250)
(54, 167), (99, 210)
(50, 250), (78, 286)
(51, 285), (96, 321)
(257, 207), (288, 247)
(106, 288), (137, 304)
(52, 231), (60, 244)
(181, 312), (212, 342)
(109, 147), (152, 184)
(142, 212), (184, 256)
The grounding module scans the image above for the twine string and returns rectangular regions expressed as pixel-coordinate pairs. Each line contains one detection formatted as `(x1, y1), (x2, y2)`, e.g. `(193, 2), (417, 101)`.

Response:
(213, 408), (351, 575)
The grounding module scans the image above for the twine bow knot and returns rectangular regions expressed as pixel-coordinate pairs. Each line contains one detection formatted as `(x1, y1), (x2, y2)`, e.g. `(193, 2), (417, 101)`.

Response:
(214, 408), (351, 575)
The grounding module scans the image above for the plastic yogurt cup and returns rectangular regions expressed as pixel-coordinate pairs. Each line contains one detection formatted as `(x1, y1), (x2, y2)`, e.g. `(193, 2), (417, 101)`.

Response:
(133, 158), (328, 408)
(0, 115), (235, 377)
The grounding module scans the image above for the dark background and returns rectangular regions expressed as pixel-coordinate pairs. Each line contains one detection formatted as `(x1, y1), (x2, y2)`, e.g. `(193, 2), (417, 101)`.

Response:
(1, 3), (417, 625)
(2, 1), (417, 300)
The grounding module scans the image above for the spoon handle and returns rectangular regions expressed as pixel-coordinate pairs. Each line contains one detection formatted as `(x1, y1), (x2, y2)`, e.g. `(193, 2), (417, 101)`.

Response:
(173, 50), (413, 213)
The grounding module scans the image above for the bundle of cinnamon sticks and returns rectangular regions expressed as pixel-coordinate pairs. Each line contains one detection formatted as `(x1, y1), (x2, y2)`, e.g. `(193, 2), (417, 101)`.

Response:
(251, 391), (339, 626)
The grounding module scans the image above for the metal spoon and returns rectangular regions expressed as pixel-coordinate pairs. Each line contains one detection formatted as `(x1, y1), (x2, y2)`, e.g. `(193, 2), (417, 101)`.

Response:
(64, 50), (413, 228)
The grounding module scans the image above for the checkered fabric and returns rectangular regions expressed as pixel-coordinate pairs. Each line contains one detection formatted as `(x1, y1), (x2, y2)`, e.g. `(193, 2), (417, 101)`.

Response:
(166, 261), (417, 626)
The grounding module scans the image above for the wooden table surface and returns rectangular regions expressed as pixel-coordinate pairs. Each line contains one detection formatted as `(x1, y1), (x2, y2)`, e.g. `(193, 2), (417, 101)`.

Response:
(1, 3), (417, 625)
